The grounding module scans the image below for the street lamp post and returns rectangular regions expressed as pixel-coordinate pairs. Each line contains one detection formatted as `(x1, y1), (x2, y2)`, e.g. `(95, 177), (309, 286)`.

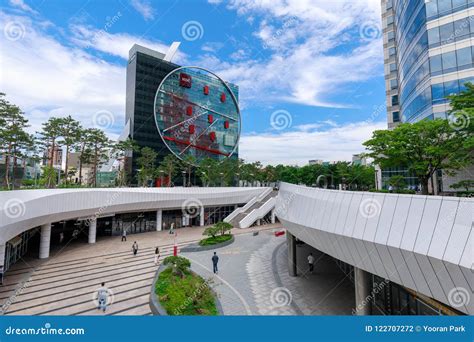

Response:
(182, 170), (186, 187)
(219, 172), (224, 187)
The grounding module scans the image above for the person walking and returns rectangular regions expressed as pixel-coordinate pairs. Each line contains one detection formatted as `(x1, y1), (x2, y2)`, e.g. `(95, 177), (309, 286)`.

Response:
(308, 253), (315, 273)
(97, 282), (109, 312)
(132, 241), (138, 256)
(154, 246), (160, 265)
(121, 229), (127, 242)
(212, 252), (219, 274)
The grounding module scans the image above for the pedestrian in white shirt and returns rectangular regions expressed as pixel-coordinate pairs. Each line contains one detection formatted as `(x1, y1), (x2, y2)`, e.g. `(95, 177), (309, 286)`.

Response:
(308, 253), (315, 273)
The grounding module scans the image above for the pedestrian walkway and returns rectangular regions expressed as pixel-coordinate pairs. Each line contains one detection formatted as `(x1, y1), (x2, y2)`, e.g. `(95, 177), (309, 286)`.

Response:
(185, 230), (354, 315)
(0, 224), (278, 316)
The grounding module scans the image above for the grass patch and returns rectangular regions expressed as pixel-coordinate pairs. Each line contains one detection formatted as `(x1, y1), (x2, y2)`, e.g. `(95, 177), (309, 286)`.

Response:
(155, 266), (218, 316)
(199, 234), (233, 246)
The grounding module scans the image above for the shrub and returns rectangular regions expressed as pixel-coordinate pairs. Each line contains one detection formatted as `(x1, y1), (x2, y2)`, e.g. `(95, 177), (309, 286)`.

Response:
(163, 256), (191, 277)
(203, 226), (220, 238)
(215, 221), (232, 235)
(199, 234), (233, 246)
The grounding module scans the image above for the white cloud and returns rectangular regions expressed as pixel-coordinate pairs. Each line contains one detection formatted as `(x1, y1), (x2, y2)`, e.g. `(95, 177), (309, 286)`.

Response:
(198, 0), (383, 108)
(240, 120), (386, 165)
(69, 24), (187, 63)
(8, 0), (37, 14)
(130, 0), (155, 21)
(0, 12), (125, 138)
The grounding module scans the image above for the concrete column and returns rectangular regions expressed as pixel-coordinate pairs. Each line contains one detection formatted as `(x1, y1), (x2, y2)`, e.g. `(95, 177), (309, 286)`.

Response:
(199, 207), (205, 226)
(88, 219), (97, 244)
(287, 231), (297, 277)
(354, 267), (371, 315)
(39, 223), (51, 259)
(271, 209), (276, 224)
(0, 243), (5, 268)
(156, 209), (162, 231)
(257, 219), (261, 226)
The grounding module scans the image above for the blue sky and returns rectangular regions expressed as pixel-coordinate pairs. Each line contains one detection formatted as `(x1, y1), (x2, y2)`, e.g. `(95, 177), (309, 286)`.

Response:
(0, 0), (387, 165)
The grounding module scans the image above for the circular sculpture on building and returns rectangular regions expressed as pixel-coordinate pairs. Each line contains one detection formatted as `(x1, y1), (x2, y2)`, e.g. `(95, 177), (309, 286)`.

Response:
(154, 66), (240, 164)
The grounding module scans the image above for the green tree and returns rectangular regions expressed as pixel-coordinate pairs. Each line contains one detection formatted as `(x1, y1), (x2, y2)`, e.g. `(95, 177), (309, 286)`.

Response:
(136, 146), (157, 187)
(363, 119), (473, 195)
(0, 95), (32, 189)
(75, 128), (94, 185)
(450, 180), (474, 192)
(85, 129), (111, 187)
(57, 115), (81, 184)
(215, 221), (232, 235)
(111, 138), (137, 186)
(159, 154), (179, 186)
(388, 175), (406, 191)
(38, 117), (63, 169)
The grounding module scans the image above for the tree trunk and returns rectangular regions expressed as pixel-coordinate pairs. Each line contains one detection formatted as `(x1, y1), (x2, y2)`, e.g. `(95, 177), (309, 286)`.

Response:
(4, 144), (11, 189)
(64, 145), (70, 184)
(420, 178), (429, 195)
(78, 143), (85, 185)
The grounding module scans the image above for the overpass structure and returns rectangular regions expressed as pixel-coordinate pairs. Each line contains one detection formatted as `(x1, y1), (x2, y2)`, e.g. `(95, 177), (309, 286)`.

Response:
(0, 187), (269, 270)
(275, 182), (473, 315)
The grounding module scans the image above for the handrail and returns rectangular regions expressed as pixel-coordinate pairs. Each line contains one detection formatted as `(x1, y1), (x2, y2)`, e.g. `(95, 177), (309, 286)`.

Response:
(224, 187), (272, 223)
(238, 196), (276, 228)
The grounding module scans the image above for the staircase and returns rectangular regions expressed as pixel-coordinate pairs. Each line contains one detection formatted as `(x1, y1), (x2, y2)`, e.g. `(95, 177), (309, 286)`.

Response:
(225, 189), (278, 228)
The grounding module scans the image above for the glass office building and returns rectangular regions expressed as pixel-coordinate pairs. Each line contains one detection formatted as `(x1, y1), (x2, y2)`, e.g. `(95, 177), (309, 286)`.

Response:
(125, 44), (239, 184)
(381, 0), (474, 191)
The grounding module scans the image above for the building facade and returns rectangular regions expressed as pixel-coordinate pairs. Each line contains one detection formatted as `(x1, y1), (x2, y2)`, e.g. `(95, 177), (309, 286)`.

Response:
(125, 44), (239, 184)
(381, 0), (474, 192)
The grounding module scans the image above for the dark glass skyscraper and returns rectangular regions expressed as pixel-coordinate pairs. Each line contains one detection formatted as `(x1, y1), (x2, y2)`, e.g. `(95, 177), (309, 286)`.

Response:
(125, 44), (239, 184)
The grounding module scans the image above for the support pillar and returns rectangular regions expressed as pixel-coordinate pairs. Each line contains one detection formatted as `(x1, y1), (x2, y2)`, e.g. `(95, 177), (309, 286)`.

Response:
(39, 223), (51, 259)
(0, 243), (5, 284)
(199, 207), (205, 226)
(287, 231), (297, 277)
(354, 267), (371, 315)
(88, 219), (97, 244)
(156, 209), (162, 231)
(271, 209), (276, 224)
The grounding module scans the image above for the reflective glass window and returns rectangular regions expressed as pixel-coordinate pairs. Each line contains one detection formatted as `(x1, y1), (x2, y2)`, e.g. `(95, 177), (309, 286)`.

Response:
(453, 18), (470, 40)
(388, 31), (395, 41)
(392, 95), (399, 106)
(452, 0), (467, 8)
(430, 54), (442, 74)
(442, 50), (457, 71)
(387, 16), (394, 25)
(428, 27), (440, 45)
(432, 83), (445, 103)
(389, 47), (396, 56)
(390, 63), (397, 72)
(444, 79), (459, 96)
(438, 0), (452, 14)
(439, 22), (454, 44)
(393, 111), (400, 122)
(456, 47), (472, 67)
(390, 79), (398, 89)
(426, 0), (438, 17)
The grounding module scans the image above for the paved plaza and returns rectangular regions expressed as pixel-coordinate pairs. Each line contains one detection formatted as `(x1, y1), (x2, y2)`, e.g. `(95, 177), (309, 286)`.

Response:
(1, 224), (354, 316)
